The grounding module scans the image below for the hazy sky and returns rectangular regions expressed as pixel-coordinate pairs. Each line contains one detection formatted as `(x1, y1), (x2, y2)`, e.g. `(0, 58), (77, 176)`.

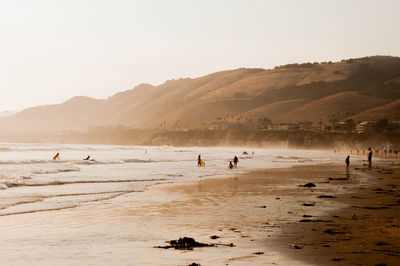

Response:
(0, 0), (399, 111)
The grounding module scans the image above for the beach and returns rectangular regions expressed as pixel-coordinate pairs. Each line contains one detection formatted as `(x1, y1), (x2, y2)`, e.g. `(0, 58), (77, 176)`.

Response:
(147, 163), (400, 265)
(0, 145), (398, 265)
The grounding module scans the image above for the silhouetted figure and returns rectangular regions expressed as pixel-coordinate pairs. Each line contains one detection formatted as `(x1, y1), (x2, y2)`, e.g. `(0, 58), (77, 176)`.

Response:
(229, 161), (233, 169)
(198, 155), (201, 167)
(53, 153), (60, 160)
(345, 156), (350, 167)
(233, 156), (239, 167)
(84, 156), (90, 160)
(368, 147), (373, 167)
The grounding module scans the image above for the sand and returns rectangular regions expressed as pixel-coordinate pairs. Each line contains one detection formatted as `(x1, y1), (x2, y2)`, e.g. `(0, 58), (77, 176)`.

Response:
(0, 161), (398, 265)
(149, 162), (400, 265)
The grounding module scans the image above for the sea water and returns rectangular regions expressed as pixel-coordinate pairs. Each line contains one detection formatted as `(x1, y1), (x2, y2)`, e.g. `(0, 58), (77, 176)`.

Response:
(0, 143), (356, 217)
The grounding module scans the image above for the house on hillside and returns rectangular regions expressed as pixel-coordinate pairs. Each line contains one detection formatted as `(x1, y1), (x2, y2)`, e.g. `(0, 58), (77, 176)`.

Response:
(356, 121), (376, 134)
(321, 122), (333, 133)
(269, 123), (300, 131)
(336, 120), (356, 133)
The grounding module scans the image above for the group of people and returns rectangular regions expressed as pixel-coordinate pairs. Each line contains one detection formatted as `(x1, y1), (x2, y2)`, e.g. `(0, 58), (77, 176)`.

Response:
(53, 153), (93, 161)
(345, 147), (373, 168)
(198, 155), (239, 169)
(229, 156), (239, 169)
(198, 147), (375, 170)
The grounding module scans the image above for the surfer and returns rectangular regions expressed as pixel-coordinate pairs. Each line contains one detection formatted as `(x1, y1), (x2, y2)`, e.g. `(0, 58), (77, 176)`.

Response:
(84, 156), (90, 160)
(53, 153), (60, 160)
(198, 155), (202, 167)
(233, 156), (239, 167)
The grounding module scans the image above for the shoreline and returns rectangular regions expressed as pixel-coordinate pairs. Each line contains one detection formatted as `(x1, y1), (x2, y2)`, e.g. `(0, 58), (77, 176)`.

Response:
(0, 159), (398, 265)
(148, 161), (400, 265)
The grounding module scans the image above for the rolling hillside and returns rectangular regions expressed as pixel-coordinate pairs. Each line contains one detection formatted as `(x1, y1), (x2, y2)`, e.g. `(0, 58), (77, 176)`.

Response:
(1, 55), (399, 135)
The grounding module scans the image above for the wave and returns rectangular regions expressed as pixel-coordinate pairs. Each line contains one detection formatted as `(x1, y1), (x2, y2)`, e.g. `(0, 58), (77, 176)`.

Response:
(0, 159), (72, 165)
(0, 157), (199, 166)
(4, 178), (168, 188)
(0, 189), (142, 217)
(0, 189), (145, 211)
(0, 158), (153, 165)
(32, 166), (81, 175)
(123, 159), (152, 163)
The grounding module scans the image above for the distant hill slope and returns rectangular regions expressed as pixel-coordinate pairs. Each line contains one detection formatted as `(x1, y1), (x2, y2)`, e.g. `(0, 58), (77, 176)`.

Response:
(0, 55), (399, 134)
(280, 91), (389, 122)
(352, 99), (400, 121)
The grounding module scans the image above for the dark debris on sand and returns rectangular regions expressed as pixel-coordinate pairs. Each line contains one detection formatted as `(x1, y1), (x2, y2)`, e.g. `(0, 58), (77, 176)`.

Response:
(328, 177), (349, 181)
(253, 251), (264, 255)
(155, 237), (235, 250)
(317, 195), (336, 198)
(155, 237), (214, 250)
(301, 183), (316, 187)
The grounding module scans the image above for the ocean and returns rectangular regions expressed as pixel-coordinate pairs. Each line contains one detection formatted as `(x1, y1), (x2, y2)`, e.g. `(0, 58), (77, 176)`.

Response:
(0, 143), (353, 217)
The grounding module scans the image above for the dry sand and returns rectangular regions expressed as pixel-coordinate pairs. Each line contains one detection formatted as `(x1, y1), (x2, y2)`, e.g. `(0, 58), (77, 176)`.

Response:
(149, 162), (400, 265)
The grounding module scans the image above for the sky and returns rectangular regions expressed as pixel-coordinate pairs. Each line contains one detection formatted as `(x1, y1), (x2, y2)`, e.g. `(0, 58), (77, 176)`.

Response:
(0, 0), (399, 111)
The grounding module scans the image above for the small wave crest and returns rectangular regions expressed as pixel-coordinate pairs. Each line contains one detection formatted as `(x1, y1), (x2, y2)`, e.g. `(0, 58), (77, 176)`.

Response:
(123, 159), (152, 163)
(0, 159), (71, 165)
(4, 178), (168, 188)
(32, 166), (81, 175)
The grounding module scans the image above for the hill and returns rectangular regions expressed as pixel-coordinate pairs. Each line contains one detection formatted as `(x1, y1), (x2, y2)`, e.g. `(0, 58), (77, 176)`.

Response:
(0, 55), (399, 136)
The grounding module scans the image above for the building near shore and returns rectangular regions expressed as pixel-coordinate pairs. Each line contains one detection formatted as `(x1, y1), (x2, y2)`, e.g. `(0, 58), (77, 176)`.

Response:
(356, 121), (376, 134)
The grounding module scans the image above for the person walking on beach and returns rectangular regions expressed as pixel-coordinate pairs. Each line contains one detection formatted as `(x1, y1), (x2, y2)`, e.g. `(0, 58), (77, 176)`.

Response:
(368, 147), (373, 167)
(198, 155), (202, 167)
(53, 153), (60, 160)
(233, 156), (239, 167)
(345, 155), (350, 168)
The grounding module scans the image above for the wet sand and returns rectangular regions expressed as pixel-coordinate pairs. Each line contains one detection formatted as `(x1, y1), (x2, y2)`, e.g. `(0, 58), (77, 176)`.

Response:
(0, 162), (398, 265)
(152, 162), (400, 265)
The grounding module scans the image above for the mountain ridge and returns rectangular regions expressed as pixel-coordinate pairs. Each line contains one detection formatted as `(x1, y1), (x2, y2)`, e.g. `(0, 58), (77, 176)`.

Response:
(1, 55), (399, 135)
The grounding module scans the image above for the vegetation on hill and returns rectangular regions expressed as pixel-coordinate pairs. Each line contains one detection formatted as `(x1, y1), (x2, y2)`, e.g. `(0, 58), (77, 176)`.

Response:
(0, 56), (399, 140)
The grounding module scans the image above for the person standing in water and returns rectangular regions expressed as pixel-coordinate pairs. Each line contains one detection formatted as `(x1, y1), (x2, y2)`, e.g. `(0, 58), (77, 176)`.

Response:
(198, 155), (202, 167)
(233, 156), (239, 167)
(53, 153), (60, 160)
(229, 161), (233, 169)
(345, 155), (350, 168)
(368, 147), (373, 167)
